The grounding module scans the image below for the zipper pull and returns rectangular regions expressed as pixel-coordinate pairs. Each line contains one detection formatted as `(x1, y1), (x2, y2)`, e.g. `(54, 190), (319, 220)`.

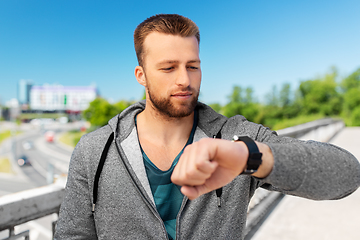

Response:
(216, 188), (222, 207)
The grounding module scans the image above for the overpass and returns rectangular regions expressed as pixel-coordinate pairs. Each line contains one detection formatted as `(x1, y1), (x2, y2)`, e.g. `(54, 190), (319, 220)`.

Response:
(0, 119), (359, 239)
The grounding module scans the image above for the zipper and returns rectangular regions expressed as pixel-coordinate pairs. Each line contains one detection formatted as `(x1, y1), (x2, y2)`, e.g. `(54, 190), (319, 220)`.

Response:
(174, 131), (225, 239)
(114, 135), (169, 239)
(175, 195), (189, 240)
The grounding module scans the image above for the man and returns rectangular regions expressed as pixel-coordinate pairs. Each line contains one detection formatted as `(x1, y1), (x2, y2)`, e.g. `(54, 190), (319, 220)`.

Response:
(55, 14), (360, 239)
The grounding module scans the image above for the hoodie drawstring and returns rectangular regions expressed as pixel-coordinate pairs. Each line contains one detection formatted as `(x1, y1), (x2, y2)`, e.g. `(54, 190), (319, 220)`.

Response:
(213, 131), (223, 207)
(92, 132), (114, 213)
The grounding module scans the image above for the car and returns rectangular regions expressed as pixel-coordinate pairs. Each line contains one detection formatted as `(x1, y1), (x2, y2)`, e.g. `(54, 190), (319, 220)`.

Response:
(17, 155), (31, 166)
(22, 141), (33, 150)
(45, 131), (55, 142)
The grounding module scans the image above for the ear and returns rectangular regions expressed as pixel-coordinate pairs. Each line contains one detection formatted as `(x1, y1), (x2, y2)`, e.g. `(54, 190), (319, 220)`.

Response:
(135, 66), (146, 87)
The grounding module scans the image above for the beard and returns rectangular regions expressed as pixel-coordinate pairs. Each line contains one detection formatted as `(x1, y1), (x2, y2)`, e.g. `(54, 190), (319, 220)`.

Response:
(147, 85), (199, 118)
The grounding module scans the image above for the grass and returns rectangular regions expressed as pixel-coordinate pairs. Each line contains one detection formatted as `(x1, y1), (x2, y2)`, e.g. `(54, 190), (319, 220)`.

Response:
(19, 113), (67, 120)
(59, 130), (86, 148)
(0, 130), (12, 144)
(0, 130), (22, 145)
(0, 158), (13, 173)
(0, 130), (20, 173)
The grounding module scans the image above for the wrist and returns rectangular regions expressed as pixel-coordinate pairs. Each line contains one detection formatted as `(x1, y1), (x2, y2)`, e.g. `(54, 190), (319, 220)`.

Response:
(252, 142), (274, 178)
(232, 136), (274, 178)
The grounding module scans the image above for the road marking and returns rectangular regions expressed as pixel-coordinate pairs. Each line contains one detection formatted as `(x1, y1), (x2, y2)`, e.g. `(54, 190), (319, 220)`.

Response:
(34, 138), (71, 163)
(28, 155), (48, 178)
(32, 137), (70, 174)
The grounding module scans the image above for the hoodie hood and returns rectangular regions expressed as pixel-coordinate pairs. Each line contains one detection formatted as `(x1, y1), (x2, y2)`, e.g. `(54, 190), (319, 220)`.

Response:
(107, 100), (229, 142)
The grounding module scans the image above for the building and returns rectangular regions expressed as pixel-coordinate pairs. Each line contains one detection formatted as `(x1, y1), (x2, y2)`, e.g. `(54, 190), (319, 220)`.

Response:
(30, 85), (98, 112)
(5, 98), (20, 120)
(18, 79), (33, 105)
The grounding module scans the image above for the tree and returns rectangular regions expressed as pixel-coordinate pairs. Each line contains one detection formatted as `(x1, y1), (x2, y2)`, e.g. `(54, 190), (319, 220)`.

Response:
(265, 85), (279, 107)
(114, 100), (133, 113)
(350, 106), (360, 126)
(341, 67), (360, 125)
(228, 86), (243, 103)
(263, 85), (283, 126)
(222, 86), (260, 123)
(341, 67), (360, 92)
(208, 103), (222, 113)
(83, 98), (119, 127)
(298, 68), (342, 116)
(279, 83), (291, 108)
(142, 90), (146, 100)
(343, 88), (360, 111)
(279, 83), (301, 119)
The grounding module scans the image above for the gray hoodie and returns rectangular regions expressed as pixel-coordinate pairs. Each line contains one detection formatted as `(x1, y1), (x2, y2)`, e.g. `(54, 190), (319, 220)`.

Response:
(55, 101), (360, 240)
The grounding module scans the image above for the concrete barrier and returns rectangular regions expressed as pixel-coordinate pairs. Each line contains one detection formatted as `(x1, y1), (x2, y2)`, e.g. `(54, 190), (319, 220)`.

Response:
(0, 181), (65, 232)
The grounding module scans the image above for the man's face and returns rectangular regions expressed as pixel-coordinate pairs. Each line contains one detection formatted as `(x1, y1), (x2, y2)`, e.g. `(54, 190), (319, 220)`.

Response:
(138, 32), (201, 118)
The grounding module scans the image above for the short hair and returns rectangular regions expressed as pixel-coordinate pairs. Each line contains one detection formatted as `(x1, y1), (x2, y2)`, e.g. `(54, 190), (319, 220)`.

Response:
(134, 14), (200, 67)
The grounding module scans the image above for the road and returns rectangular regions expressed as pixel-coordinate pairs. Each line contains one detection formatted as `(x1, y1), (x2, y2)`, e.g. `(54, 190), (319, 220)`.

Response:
(0, 121), (76, 240)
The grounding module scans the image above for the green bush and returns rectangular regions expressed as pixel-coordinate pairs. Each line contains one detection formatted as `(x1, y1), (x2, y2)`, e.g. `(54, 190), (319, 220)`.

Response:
(350, 107), (360, 126)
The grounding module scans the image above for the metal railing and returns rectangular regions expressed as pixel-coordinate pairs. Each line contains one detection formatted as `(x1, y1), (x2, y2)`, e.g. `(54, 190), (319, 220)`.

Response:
(0, 118), (345, 240)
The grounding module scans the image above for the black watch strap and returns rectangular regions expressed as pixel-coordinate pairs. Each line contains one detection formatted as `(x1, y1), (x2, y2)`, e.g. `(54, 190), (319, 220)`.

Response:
(233, 136), (263, 174)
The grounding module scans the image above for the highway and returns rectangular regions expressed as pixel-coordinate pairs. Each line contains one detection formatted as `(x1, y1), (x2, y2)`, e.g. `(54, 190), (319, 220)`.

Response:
(0, 121), (76, 240)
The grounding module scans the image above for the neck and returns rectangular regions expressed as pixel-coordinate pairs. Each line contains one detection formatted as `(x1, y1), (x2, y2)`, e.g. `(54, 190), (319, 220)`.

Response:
(136, 104), (195, 145)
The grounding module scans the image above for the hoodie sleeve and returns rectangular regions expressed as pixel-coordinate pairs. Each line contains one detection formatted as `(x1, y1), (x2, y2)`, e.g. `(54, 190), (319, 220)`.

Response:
(226, 117), (360, 201)
(54, 137), (97, 240)
(253, 122), (360, 200)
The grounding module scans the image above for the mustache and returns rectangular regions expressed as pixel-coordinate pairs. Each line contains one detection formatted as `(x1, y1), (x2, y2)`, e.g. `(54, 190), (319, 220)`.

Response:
(172, 86), (197, 94)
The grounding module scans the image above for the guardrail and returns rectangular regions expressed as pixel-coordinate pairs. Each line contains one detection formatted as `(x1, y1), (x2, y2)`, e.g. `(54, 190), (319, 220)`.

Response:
(0, 118), (345, 240)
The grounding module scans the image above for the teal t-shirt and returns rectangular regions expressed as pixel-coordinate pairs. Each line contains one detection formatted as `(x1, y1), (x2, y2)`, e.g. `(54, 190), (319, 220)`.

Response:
(136, 113), (197, 240)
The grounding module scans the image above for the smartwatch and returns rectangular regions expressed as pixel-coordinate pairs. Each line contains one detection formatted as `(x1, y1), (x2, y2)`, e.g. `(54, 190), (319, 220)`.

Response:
(232, 136), (263, 174)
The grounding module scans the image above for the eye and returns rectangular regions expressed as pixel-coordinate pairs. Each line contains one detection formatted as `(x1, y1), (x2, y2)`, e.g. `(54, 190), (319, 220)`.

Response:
(187, 66), (199, 71)
(160, 67), (174, 72)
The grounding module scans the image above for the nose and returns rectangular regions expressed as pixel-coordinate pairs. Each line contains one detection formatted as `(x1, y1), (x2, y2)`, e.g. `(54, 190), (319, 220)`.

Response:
(175, 66), (191, 87)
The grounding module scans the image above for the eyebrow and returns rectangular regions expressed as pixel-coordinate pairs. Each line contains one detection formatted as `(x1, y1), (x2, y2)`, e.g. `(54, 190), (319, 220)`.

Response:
(156, 59), (201, 66)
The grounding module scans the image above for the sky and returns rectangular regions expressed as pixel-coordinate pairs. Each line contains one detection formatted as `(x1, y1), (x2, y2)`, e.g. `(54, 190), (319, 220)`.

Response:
(1, 0), (359, 106)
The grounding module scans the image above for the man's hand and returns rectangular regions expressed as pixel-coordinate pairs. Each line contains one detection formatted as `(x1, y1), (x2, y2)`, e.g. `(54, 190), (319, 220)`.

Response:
(171, 138), (274, 200)
(171, 138), (247, 200)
